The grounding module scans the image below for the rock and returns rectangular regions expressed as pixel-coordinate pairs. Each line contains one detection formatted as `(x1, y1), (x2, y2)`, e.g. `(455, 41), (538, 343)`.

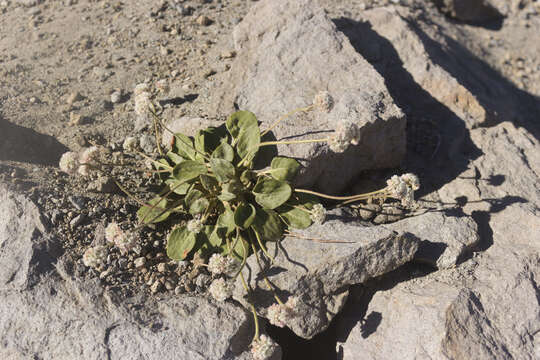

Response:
(0, 185), (259, 359)
(196, 15), (212, 26)
(233, 211), (420, 339)
(0, 184), (61, 290)
(110, 90), (122, 104)
(134, 257), (146, 269)
(66, 91), (82, 105)
(209, 0), (406, 193)
(384, 211), (479, 269)
(433, 0), (503, 22)
(139, 134), (156, 154)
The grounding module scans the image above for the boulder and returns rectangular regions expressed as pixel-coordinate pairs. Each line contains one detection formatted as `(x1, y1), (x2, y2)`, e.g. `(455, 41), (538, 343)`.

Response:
(208, 0), (406, 193)
(233, 212), (420, 339)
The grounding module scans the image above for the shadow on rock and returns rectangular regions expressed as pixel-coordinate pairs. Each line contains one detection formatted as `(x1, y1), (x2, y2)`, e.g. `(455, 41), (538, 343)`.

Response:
(333, 17), (483, 197)
(0, 116), (69, 166)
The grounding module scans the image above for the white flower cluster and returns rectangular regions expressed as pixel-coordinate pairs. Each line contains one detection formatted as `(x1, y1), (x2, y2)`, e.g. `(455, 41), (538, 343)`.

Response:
(329, 121), (361, 153)
(266, 297), (298, 328)
(208, 278), (232, 302)
(105, 222), (137, 254)
(82, 245), (108, 269)
(207, 254), (236, 275)
(251, 334), (279, 360)
(386, 173), (420, 208)
(134, 83), (151, 118)
(313, 90), (334, 113)
(187, 218), (204, 234)
(310, 203), (326, 225)
(59, 146), (104, 176)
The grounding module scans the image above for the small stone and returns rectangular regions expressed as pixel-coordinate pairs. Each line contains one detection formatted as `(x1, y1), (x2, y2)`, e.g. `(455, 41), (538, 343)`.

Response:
(67, 91), (83, 105)
(110, 90), (122, 104)
(165, 281), (175, 290)
(150, 280), (163, 294)
(139, 134), (155, 154)
(69, 214), (85, 228)
(157, 262), (168, 273)
(68, 196), (86, 211)
(134, 257), (146, 269)
(174, 286), (184, 295)
(196, 15), (212, 26)
(220, 50), (236, 59)
(69, 112), (82, 125)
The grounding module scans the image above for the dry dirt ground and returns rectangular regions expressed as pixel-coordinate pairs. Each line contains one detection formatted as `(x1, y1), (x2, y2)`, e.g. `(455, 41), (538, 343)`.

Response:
(1, 0), (539, 358)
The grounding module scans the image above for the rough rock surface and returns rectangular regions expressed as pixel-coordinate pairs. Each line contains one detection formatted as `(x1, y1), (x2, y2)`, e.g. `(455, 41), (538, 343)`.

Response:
(233, 213), (420, 339)
(0, 184), (255, 360)
(209, 0), (406, 193)
(433, 0), (503, 22)
(385, 211), (479, 269)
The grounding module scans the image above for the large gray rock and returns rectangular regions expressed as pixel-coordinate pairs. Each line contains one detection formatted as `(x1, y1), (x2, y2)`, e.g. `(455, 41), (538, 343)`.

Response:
(433, 0), (503, 22)
(0, 185), (257, 360)
(233, 214), (420, 339)
(208, 0), (406, 193)
(385, 211), (479, 269)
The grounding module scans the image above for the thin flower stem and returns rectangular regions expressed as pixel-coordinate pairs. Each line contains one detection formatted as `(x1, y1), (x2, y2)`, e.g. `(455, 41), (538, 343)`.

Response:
(250, 241), (283, 306)
(149, 103), (164, 157)
(294, 188), (387, 201)
(135, 150), (173, 171)
(252, 228), (274, 263)
(239, 272), (260, 342)
(339, 192), (388, 206)
(259, 138), (330, 147)
(260, 105), (313, 137)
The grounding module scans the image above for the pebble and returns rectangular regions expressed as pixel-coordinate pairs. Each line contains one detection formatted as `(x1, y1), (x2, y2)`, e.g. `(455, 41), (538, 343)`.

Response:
(139, 134), (155, 154)
(157, 262), (168, 273)
(69, 214), (85, 228)
(165, 280), (175, 290)
(68, 196), (86, 211)
(118, 258), (128, 269)
(150, 280), (163, 294)
(134, 256), (146, 269)
(195, 273), (210, 288)
(110, 90), (122, 104)
(174, 286), (185, 295)
(69, 112), (82, 125)
(196, 15), (212, 26)
(67, 91), (83, 105)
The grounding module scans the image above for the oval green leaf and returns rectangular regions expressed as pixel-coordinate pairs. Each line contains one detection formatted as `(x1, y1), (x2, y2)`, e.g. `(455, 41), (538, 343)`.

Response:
(252, 177), (292, 209)
(209, 158), (236, 183)
(234, 203), (256, 229)
(167, 226), (196, 260)
(172, 160), (207, 183)
(211, 142), (235, 162)
(277, 205), (312, 229)
(173, 133), (196, 160)
(217, 207), (236, 235)
(270, 157), (301, 182)
(251, 208), (283, 241)
(226, 111), (258, 139)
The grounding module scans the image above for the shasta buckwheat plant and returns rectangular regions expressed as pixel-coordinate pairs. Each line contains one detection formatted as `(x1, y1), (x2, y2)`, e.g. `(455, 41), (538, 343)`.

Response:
(59, 87), (420, 359)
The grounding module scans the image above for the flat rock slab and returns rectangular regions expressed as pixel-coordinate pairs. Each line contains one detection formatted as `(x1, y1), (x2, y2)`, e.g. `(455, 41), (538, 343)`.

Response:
(207, 0), (406, 193)
(233, 214), (420, 339)
(384, 211), (479, 269)
(0, 184), (255, 360)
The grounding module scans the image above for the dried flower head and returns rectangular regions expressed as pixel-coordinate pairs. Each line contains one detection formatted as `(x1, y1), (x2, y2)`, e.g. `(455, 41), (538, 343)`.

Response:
(134, 83), (152, 117)
(59, 151), (80, 175)
(208, 278), (232, 302)
(251, 334), (279, 360)
(187, 218), (204, 234)
(386, 175), (408, 199)
(310, 203), (326, 225)
(386, 173), (420, 208)
(401, 173), (420, 191)
(105, 222), (137, 254)
(79, 146), (101, 165)
(82, 245), (108, 269)
(313, 91), (334, 113)
(207, 254), (236, 275)
(329, 121), (361, 153)
(266, 297), (298, 328)
(77, 164), (91, 176)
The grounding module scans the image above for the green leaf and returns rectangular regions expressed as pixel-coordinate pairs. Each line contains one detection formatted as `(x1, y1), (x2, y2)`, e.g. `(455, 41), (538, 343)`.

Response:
(200, 174), (219, 193)
(167, 226), (197, 260)
(252, 177), (292, 209)
(167, 151), (184, 165)
(173, 133), (196, 160)
(218, 191), (236, 202)
(226, 111), (258, 139)
(209, 226), (225, 247)
(217, 208), (236, 236)
(234, 203), (256, 229)
(172, 160), (207, 183)
(189, 197), (209, 215)
(185, 188), (204, 204)
(209, 158), (235, 183)
(277, 205), (312, 229)
(236, 124), (260, 165)
(270, 157), (301, 182)
(194, 127), (227, 155)
(137, 197), (170, 224)
(240, 169), (254, 187)
(252, 208), (283, 241)
(224, 235), (249, 260)
(211, 142), (235, 162)
(165, 178), (192, 195)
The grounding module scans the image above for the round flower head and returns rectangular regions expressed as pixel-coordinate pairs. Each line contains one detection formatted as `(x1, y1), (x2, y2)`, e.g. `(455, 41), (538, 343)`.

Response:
(187, 218), (204, 234)
(207, 254), (236, 275)
(208, 278), (232, 302)
(82, 245), (108, 269)
(313, 90), (334, 113)
(310, 203), (326, 225)
(59, 151), (80, 175)
(251, 334), (279, 360)
(401, 173), (420, 191)
(134, 83), (152, 117)
(105, 222), (136, 254)
(105, 222), (123, 244)
(386, 175), (408, 199)
(266, 297), (298, 328)
(329, 121), (361, 153)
